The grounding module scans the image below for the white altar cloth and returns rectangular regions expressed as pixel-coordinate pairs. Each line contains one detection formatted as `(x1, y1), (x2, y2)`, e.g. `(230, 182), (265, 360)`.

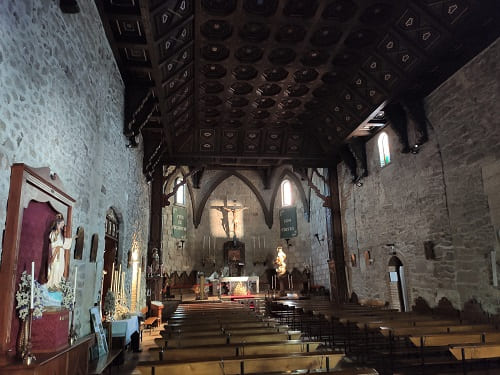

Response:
(219, 276), (259, 294)
(112, 316), (139, 345)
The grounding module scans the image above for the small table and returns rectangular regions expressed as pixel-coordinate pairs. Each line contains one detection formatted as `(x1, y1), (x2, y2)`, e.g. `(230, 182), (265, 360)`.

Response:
(112, 317), (139, 346)
(144, 317), (159, 334)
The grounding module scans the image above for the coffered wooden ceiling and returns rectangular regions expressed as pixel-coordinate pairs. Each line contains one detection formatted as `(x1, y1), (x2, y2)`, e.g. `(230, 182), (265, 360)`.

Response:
(95, 0), (499, 175)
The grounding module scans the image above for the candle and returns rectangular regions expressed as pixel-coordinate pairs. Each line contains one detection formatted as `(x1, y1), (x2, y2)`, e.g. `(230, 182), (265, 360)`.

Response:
(208, 236), (211, 251)
(110, 262), (115, 293)
(203, 236), (206, 250)
(121, 271), (125, 297)
(118, 264), (122, 292)
(73, 267), (78, 304)
(30, 261), (34, 308)
(258, 236), (261, 249)
(291, 276), (293, 290)
(213, 237), (216, 251)
(263, 237), (265, 248)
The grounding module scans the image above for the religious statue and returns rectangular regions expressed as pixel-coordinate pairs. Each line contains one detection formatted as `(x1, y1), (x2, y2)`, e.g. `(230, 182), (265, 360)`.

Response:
(151, 248), (160, 275)
(46, 214), (74, 290)
(274, 246), (286, 276)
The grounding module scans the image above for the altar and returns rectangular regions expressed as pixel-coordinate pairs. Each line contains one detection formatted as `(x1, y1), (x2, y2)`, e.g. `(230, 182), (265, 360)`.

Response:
(219, 276), (259, 295)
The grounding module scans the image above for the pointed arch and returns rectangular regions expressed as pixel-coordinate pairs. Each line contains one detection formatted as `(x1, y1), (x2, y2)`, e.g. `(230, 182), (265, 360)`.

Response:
(194, 171), (272, 228)
(269, 169), (309, 221)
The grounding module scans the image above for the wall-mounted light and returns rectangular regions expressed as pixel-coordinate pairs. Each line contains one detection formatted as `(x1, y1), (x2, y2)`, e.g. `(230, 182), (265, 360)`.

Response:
(386, 243), (396, 255)
(127, 136), (138, 148)
(178, 240), (185, 250)
(314, 234), (325, 246)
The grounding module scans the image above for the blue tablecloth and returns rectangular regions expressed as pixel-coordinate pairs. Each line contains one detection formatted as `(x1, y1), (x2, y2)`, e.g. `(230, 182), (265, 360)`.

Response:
(112, 317), (139, 345)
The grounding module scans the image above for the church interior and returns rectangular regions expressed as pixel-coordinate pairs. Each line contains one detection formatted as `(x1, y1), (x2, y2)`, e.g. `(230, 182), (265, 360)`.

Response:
(0, 0), (499, 374)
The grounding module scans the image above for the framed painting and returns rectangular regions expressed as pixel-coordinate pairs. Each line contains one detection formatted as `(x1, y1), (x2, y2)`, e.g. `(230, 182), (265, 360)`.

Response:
(89, 306), (108, 357)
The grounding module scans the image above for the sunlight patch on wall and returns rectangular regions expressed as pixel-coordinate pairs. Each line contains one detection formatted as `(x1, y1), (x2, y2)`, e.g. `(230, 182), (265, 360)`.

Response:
(209, 199), (246, 239)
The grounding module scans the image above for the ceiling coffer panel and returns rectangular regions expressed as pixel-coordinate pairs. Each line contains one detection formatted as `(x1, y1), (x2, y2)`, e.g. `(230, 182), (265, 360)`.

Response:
(96, 0), (500, 168)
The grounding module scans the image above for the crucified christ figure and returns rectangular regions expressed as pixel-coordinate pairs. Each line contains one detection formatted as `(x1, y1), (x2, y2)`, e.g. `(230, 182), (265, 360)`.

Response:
(210, 198), (247, 239)
(223, 205), (248, 239)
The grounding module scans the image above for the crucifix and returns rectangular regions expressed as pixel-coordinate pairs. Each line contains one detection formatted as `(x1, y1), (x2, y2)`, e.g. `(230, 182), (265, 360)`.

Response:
(211, 197), (248, 243)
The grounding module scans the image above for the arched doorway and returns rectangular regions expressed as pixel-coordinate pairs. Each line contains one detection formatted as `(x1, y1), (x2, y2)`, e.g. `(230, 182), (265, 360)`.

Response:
(102, 208), (119, 310)
(388, 256), (409, 312)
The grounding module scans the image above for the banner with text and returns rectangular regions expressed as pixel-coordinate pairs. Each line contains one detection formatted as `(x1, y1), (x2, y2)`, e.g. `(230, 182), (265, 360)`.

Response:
(172, 205), (187, 239)
(279, 206), (298, 238)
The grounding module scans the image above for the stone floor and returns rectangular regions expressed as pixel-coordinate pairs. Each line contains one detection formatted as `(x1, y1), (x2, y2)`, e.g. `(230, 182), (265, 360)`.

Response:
(117, 326), (162, 375)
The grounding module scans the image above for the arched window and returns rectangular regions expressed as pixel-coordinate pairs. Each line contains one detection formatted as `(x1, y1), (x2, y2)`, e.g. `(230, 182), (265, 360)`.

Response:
(281, 179), (292, 206)
(174, 177), (185, 205)
(378, 132), (391, 167)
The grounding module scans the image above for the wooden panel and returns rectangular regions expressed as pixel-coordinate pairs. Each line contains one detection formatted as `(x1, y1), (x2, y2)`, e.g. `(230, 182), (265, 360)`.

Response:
(0, 335), (93, 375)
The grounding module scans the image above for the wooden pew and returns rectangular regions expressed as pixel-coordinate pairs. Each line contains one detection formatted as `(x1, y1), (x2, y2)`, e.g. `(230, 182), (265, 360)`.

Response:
(450, 343), (500, 360)
(136, 352), (344, 375)
(161, 331), (302, 348)
(380, 323), (494, 337)
(162, 325), (290, 338)
(158, 340), (323, 361)
(409, 331), (500, 347)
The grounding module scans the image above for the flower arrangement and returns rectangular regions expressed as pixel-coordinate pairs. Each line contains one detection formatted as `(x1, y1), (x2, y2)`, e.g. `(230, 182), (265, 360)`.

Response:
(114, 302), (130, 320)
(15, 271), (44, 321)
(103, 290), (116, 320)
(59, 278), (75, 310)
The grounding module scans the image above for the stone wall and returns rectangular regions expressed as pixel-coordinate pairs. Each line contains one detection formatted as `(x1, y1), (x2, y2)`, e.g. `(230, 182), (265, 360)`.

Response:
(0, 1), (150, 337)
(161, 166), (331, 291)
(340, 38), (500, 312)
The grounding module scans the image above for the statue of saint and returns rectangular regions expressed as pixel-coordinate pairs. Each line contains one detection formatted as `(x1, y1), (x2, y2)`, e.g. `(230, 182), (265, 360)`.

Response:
(275, 246), (286, 276)
(46, 214), (74, 290)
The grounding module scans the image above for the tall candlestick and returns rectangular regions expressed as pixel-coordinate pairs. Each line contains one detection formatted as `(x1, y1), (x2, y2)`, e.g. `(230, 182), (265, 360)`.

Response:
(121, 271), (125, 297)
(118, 264), (122, 292)
(110, 262), (115, 293)
(30, 261), (34, 308)
(115, 270), (118, 293)
(73, 267), (78, 304)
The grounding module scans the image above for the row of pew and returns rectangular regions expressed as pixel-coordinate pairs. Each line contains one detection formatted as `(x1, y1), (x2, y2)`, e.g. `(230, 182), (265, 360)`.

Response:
(270, 298), (500, 374)
(135, 300), (378, 374)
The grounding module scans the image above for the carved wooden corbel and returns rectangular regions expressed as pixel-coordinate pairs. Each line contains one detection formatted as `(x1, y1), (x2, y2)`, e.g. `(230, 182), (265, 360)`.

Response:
(163, 166), (204, 206)
(296, 168), (332, 208)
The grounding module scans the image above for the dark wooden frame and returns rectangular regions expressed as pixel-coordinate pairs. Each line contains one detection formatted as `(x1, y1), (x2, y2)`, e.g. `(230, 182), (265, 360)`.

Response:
(0, 164), (75, 353)
(90, 233), (99, 262)
(74, 226), (85, 260)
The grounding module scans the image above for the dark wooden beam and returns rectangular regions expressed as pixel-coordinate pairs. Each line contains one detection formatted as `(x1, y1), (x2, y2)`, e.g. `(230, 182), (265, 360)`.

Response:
(327, 167), (348, 303)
